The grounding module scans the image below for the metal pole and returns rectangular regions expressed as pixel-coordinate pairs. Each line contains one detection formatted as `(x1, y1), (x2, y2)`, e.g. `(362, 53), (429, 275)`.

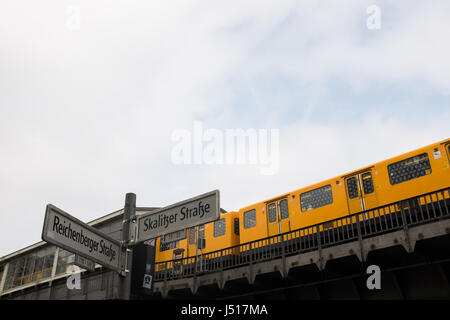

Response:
(195, 225), (198, 273)
(400, 200), (412, 253)
(118, 192), (136, 300)
(317, 225), (323, 270)
(355, 213), (365, 262)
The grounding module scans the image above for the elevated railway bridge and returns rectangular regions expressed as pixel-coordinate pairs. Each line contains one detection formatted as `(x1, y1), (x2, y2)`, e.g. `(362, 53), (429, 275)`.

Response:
(151, 187), (450, 299)
(1, 187), (449, 300)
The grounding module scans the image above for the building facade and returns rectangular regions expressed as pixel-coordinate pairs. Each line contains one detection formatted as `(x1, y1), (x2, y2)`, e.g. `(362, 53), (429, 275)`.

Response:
(0, 207), (157, 300)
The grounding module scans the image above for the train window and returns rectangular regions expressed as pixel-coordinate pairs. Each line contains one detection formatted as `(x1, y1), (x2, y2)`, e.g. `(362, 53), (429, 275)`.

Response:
(189, 227), (195, 244)
(361, 173), (374, 194)
(214, 219), (226, 237)
(300, 185), (333, 212)
(244, 209), (257, 229)
(388, 153), (432, 185)
(163, 229), (186, 243)
(234, 218), (240, 235)
(198, 225), (205, 240)
(279, 199), (289, 219)
(268, 203), (277, 222)
(347, 177), (359, 199)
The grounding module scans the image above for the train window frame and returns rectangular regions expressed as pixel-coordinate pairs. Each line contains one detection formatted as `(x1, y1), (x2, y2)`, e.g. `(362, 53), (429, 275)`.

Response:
(300, 185), (333, 212)
(387, 153), (432, 185)
(162, 229), (186, 244)
(346, 177), (359, 199)
(268, 203), (277, 223)
(189, 227), (195, 245)
(361, 172), (374, 194)
(244, 209), (257, 229)
(198, 225), (205, 240)
(214, 218), (226, 238)
(279, 199), (289, 219)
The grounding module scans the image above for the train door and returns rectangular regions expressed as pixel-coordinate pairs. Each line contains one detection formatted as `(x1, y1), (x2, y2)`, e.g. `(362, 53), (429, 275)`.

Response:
(187, 226), (204, 257)
(187, 225), (206, 270)
(172, 248), (184, 276)
(345, 170), (377, 215)
(266, 198), (290, 237)
(187, 227), (196, 257)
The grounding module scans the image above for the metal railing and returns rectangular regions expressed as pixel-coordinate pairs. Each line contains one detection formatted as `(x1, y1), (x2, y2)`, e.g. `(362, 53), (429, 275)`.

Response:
(154, 187), (450, 282)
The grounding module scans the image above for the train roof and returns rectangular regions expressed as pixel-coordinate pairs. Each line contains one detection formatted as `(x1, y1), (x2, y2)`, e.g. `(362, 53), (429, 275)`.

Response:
(239, 137), (450, 211)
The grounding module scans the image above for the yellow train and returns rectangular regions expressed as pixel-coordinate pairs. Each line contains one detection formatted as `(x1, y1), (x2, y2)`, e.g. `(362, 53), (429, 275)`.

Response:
(155, 138), (450, 269)
(154, 210), (240, 272)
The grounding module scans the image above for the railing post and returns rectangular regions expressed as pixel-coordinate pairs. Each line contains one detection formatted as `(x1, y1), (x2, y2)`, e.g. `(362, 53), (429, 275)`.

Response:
(443, 190), (450, 217)
(163, 262), (168, 296)
(219, 250), (224, 289)
(193, 255), (197, 282)
(316, 225), (323, 270)
(249, 243), (254, 285)
(400, 200), (412, 253)
(281, 233), (287, 279)
(192, 256), (198, 296)
(355, 213), (365, 262)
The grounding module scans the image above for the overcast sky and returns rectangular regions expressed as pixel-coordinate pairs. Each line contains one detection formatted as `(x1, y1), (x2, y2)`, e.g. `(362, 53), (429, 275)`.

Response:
(1, 1), (449, 257)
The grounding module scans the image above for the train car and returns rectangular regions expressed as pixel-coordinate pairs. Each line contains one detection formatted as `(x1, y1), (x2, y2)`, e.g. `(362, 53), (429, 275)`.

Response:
(154, 211), (240, 273)
(239, 138), (450, 245)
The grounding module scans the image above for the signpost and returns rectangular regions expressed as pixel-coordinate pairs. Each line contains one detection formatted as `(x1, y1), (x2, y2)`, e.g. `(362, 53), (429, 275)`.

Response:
(137, 190), (220, 243)
(41, 204), (122, 274)
(41, 190), (219, 298)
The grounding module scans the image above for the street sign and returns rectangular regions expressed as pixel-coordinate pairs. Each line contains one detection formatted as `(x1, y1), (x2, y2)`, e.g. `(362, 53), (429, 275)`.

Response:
(42, 204), (122, 273)
(142, 274), (152, 289)
(74, 254), (96, 272)
(137, 190), (220, 242)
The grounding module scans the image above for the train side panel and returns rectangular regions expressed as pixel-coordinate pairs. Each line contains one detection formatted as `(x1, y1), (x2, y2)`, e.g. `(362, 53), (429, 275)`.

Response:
(373, 141), (450, 208)
(157, 138), (450, 268)
(155, 211), (240, 266)
(238, 202), (266, 245)
(289, 180), (349, 231)
(238, 138), (450, 245)
(201, 211), (239, 254)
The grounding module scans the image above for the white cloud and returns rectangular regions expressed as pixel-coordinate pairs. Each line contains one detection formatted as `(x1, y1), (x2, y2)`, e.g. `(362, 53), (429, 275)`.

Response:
(181, 110), (449, 212)
(0, 1), (449, 256)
